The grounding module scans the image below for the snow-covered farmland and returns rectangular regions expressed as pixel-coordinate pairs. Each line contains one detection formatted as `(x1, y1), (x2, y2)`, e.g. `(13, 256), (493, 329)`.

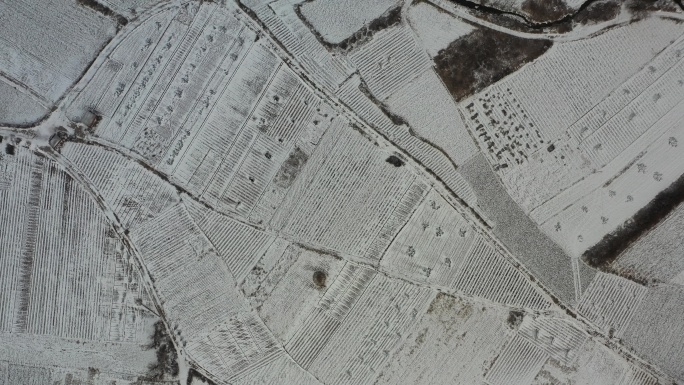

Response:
(381, 189), (552, 310)
(276, 118), (424, 260)
(0, 79), (49, 126)
(622, 285), (684, 381)
(462, 17), (684, 210)
(2, 0), (684, 383)
(406, 2), (474, 58)
(454, 16), (684, 262)
(0, 0), (118, 114)
(375, 294), (512, 385)
(347, 25), (478, 166)
(614, 203), (684, 283)
(298, 0), (400, 45)
(0, 143), (164, 383)
(538, 101), (684, 258)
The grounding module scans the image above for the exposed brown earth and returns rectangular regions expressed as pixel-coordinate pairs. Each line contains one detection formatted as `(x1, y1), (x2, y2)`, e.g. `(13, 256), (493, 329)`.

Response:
(434, 27), (552, 101)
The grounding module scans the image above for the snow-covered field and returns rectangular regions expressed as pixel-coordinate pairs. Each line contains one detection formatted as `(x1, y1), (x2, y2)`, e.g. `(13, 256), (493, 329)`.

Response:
(298, 0), (400, 44)
(614, 203), (684, 283)
(0, 79), (49, 126)
(0, 0), (117, 123)
(2, 0), (684, 384)
(406, 2), (474, 58)
(456, 16), (684, 259)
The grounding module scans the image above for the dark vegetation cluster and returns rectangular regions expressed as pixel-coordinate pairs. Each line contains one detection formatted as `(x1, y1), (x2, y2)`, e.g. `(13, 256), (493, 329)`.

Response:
(582, 173), (684, 269)
(446, 0), (682, 35)
(446, 0), (574, 32)
(335, 6), (403, 51)
(444, 0), (543, 32)
(520, 0), (573, 23)
(313, 270), (327, 288)
(434, 28), (552, 101)
(274, 147), (308, 188)
(143, 321), (180, 381)
(625, 0), (682, 17)
(575, 0), (622, 24)
(76, 0), (128, 27)
(506, 310), (524, 329)
(385, 155), (405, 167)
(186, 368), (217, 385)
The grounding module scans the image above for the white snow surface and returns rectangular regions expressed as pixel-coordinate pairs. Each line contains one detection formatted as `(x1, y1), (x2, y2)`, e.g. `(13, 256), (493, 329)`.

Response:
(407, 2), (474, 57)
(1, 0), (684, 384)
(299, 0), (400, 44)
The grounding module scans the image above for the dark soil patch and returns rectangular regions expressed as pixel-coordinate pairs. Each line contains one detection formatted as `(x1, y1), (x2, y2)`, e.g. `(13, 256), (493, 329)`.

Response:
(610, 266), (650, 285)
(583, 172), (684, 268)
(385, 155), (404, 167)
(274, 147), (308, 189)
(625, 0), (681, 18)
(144, 321), (179, 381)
(313, 270), (327, 288)
(521, 0), (573, 23)
(434, 28), (552, 102)
(576, 0), (622, 24)
(507, 310), (524, 329)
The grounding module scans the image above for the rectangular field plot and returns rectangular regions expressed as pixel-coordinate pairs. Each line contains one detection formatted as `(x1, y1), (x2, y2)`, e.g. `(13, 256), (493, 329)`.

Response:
(241, 243), (346, 344)
(277, 119), (422, 260)
(385, 68), (478, 165)
(0, 334), (157, 380)
(0, 79), (49, 126)
(348, 25), (430, 102)
(461, 18), (684, 217)
(184, 196), (275, 283)
(578, 273), (646, 338)
(380, 189), (475, 286)
(485, 335), (548, 385)
(536, 102), (684, 258)
(298, 0), (400, 45)
(290, 272), (433, 385)
(374, 294), (512, 385)
(0, 0), (118, 103)
(622, 285), (684, 381)
(381, 188), (552, 310)
(61, 142), (180, 230)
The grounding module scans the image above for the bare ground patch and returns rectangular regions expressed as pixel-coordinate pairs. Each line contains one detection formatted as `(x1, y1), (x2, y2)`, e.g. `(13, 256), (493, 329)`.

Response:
(521, 0), (574, 23)
(575, 0), (622, 24)
(625, 0), (682, 18)
(434, 28), (552, 102)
